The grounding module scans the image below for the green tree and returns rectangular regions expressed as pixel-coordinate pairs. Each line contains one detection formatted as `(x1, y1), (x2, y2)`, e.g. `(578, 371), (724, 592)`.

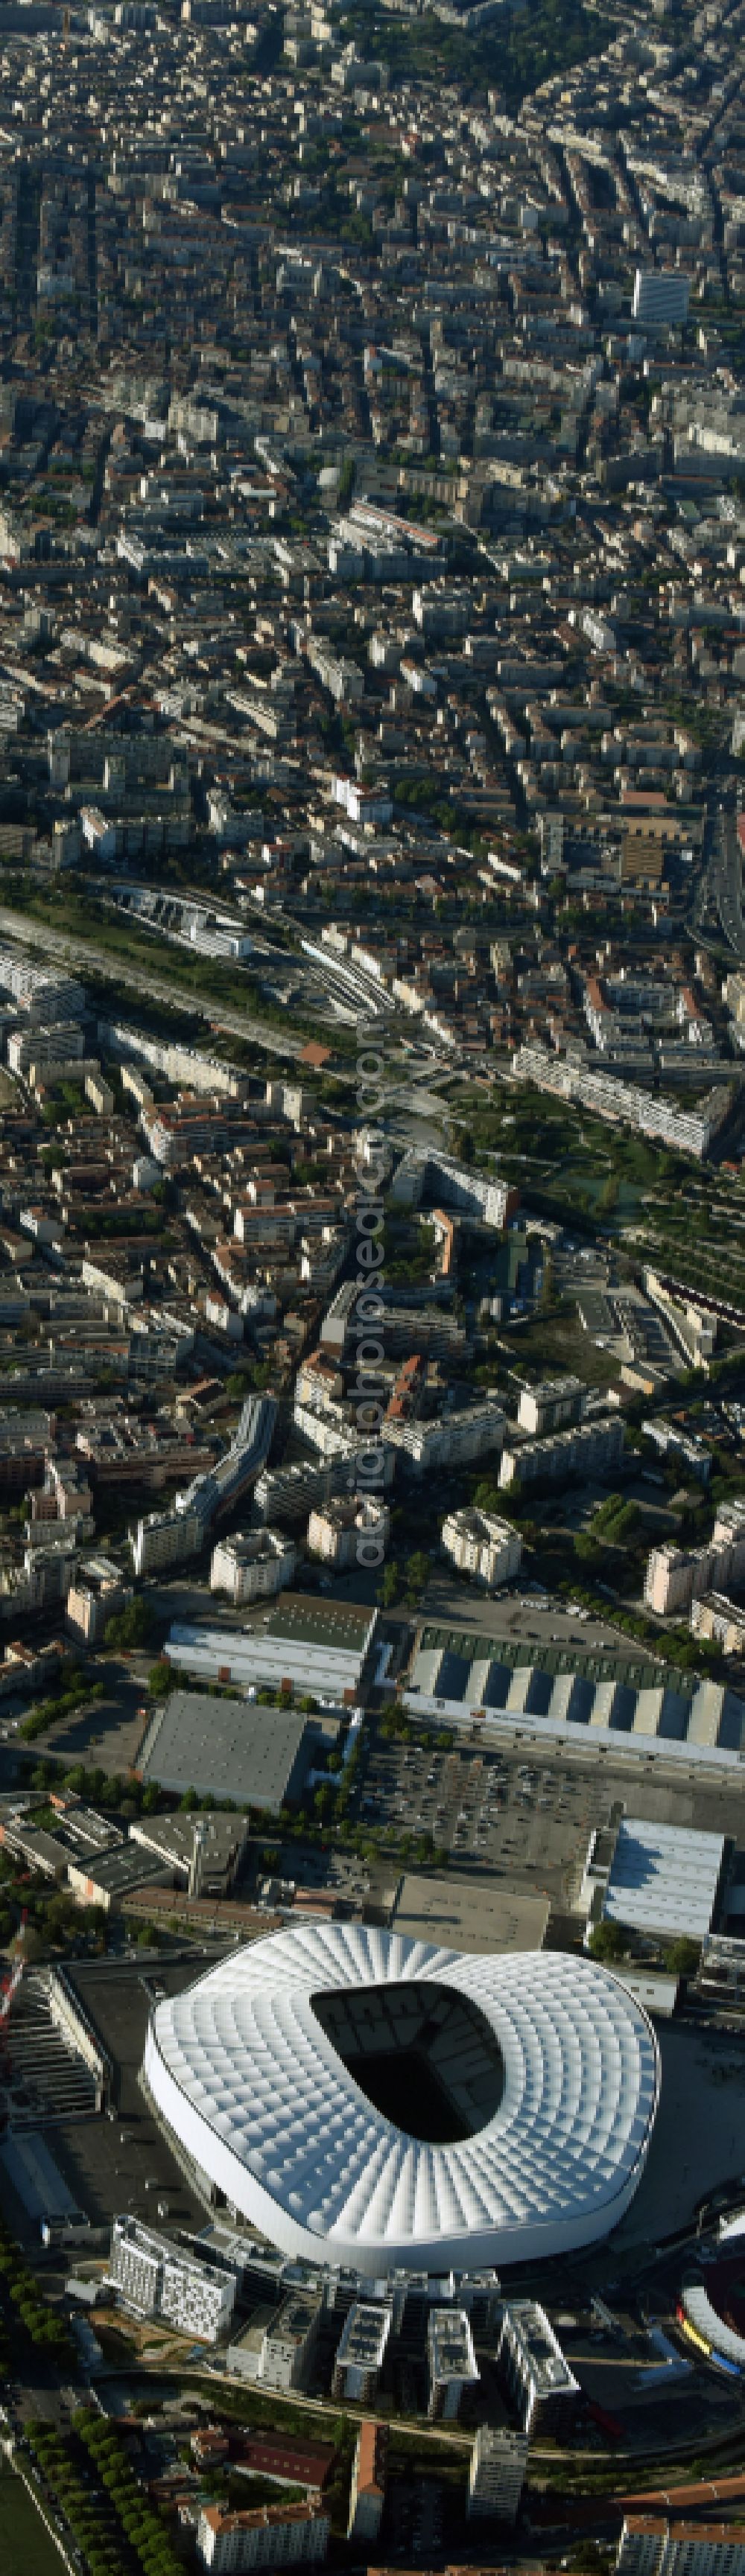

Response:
(665, 1936), (701, 1979)
(588, 1919), (627, 1965)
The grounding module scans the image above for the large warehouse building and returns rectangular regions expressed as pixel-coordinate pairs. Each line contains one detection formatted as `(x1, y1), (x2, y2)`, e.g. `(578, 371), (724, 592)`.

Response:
(143, 1924), (659, 2277)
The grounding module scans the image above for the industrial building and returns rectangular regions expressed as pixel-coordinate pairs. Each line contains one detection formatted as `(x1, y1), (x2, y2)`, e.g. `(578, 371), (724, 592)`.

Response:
(581, 1817), (726, 1946)
(163, 1595), (378, 1704)
(143, 1924), (659, 2275)
(129, 1809), (250, 1897)
(406, 1628), (745, 1766)
(136, 1690), (316, 1810)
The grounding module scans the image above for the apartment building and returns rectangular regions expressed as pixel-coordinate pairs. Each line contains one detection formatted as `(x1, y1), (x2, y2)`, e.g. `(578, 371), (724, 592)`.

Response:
(332, 2300), (392, 2403)
(517, 1376), (586, 1436)
(467, 2426), (529, 2526)
(307, 1498), (390, 1570)
(496, 2300), (579, 2437)
(390, 1144), (517, 1230)
(110, 2216), (236, 2344)
(618, 2521), (745, 2576)
(387, 1399), (505, 1478)
(500, 1413), (624, 1491)
(197, 2502), (330, 2572)
(644, 1499), (745, 1618)
(209, 1527), (296, 1604)
(441, 1507), (522, 1588)
(691, 1593), (745, 1655)
(427, 2307), (480, 2421)
(347, 2421), (387, 2545)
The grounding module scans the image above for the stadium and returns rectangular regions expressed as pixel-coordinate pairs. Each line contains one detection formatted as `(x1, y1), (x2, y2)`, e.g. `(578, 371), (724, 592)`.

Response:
(144, 1923), (660, 2277)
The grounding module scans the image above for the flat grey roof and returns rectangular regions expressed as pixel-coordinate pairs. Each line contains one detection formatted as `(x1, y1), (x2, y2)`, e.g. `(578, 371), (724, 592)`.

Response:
(137, 1690), (310, 1809)
(392, 1873), (550, 1957)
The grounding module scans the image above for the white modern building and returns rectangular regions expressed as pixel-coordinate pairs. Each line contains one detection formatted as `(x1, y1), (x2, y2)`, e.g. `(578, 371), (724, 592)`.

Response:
(497, 2300), (580, 2437)
(143, 1924), (660, 2277)
(386, 1400), (505, 1477)
(427, 2306), (479, 2420)
(467, 2426), (528, 2526)
(441, 1507), (522, 1589)
(390, 1145), (516, 1229)
(209, 1527), (296, 1605)
(109, 2216), (236, 2343)
(332, 2300), (392, 2402)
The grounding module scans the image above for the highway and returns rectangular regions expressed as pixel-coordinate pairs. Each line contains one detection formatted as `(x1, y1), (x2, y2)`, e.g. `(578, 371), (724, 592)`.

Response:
(0, 900), (314, 1063)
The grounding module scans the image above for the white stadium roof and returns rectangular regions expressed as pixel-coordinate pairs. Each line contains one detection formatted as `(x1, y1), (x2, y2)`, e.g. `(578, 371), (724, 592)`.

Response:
(145, 1924), (660, 2275)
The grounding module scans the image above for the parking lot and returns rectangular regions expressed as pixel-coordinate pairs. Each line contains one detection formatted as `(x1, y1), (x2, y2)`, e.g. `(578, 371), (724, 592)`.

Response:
(415, 1577), (659, 1663)
(344, 1718), (745, 1916)
(353, 1734), (609, 1905)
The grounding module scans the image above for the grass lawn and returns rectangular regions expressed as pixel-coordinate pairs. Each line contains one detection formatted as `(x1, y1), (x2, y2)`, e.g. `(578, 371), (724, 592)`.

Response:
(0, 2467), (65, 2576)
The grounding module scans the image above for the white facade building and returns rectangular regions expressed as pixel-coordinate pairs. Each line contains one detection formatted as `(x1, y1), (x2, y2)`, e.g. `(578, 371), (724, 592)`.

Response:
(209, 1527), (296, 1604)
(333, 2301), (392, 2402)
(387, 1401), (505, 1477)
(427, 2306), (479, 2420)
(110, 2216), (236, 2343)
(132, 1505), (203, 1577)
(467, 2426), (528, 2525)
(441, 1507), (522, 1589)
(307, 1499), (390, 1570)
(517, 1376), (586, 1437)
(497, 2300), (579, 2437)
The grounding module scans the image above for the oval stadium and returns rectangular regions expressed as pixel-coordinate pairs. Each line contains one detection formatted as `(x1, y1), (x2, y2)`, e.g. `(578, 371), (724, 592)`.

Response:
(144, 1923), (660, 2277)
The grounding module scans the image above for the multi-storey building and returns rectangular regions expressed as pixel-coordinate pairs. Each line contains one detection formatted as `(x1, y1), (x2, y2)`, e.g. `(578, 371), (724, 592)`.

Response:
(347, 2421), (387, 2545)
(497, 2300), (579, 2437)
(209, 1527), (296, 1604)
(110, 2216), (236, 2343)
(467, 2426), (529, 2526)
(332, 2301), (392, 2403)
(427, 2307), (479, 2421)
(441, 1507), (522, 1588)
(618, 2522), (745, 2576)
(197, 2502), (330, 2573)
(500, 1413), (624, 1492)
(517, 1376), (586, 1437)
